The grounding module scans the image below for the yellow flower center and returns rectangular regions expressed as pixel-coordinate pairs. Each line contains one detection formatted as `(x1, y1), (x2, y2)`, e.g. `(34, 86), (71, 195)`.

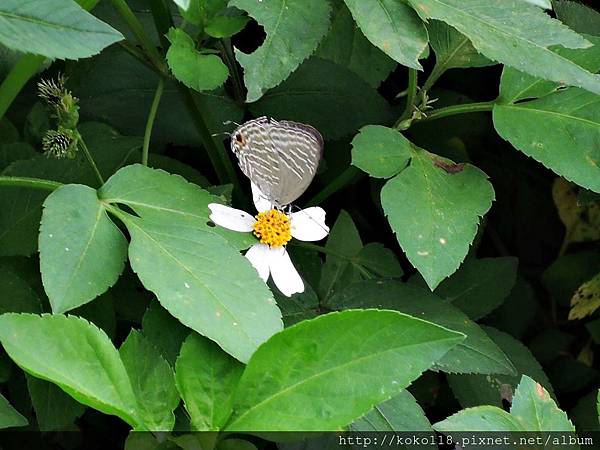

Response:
(253, 209), (292, 247)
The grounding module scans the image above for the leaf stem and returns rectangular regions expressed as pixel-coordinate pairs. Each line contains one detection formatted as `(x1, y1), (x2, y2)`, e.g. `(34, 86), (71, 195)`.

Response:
(422, 63), (445, 92)
(78, 138), (105, 185)
(420, 101), (495, 122)
(307, 166), (363, 206)
(0, 54), (46, 121)
(142, 78), (165, 166)
(217, 39), (245, 103)
(397, 68), (418, 124)
(0, 176), (62, 191)
(109, 0), (164, 71)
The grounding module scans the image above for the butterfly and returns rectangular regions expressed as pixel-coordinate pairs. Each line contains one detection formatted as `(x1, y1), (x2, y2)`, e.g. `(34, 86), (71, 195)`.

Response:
(230, 117), (323, 207)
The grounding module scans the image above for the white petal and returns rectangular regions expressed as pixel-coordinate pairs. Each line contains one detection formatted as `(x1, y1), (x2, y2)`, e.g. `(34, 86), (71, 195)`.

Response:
(208, 203), (255, 232)
(245, 243), (271, 282)
(251, 182), (272, 213)
(269, 248), (304, 297)
(290, 207), (330, 241)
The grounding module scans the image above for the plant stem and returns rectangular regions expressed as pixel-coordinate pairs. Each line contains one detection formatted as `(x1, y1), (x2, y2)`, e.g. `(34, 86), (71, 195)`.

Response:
(397, 68), (418, 125)
(142, 78), (165, 166)
(147, 0), (173, 48)
(0, 176), (62, 191)
(217, 39), (245, 103)
(307, 166), (363, 206)
(78, 138), (105, 185)
(0, 54), (46, 121)
(420, 101), (495, 122)
(109, 0), (164, 70)
(422, 63), (445, 92)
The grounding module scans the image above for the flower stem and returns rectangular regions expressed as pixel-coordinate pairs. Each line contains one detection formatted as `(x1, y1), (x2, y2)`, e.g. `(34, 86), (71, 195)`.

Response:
(396, 68), (418, 125)
(78, 138), (105, 185)
(142, 78), (165, 166)
(0, 54), (46, 121)
(307, 166), (363, 206)
(0, 176), (62, 191)
(420, 101), (495, 122)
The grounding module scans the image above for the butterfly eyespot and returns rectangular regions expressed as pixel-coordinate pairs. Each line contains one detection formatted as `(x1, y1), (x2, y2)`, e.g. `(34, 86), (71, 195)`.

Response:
(235, 133), (246, 146)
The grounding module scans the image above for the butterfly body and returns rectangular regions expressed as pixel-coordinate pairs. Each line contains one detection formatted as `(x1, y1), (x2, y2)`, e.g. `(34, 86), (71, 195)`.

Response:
(230, 117), (323, 207)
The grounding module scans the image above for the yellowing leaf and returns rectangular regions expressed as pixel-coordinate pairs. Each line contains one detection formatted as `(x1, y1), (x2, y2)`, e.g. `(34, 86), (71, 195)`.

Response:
(552, 178), (600, 247)
(569, 273), (600, 320)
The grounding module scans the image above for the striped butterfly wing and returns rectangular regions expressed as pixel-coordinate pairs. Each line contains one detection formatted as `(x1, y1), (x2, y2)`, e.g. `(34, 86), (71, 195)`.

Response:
(234, 117), (283, 203)
(267, 119), (323, 206)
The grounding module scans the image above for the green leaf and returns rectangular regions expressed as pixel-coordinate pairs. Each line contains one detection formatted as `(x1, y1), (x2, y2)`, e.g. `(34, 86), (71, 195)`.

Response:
(205, 16), (250, 38)
(229, 0), (331, 102)
(166, 28), (229, 92)
(407, 0), (600, 96)
(119, 331), (180, 431)
(327, 280), (516, 375)
(342, 0), (428, 70)
(554, 0), (600, 36)
(524, 0), (551, 8)
(511, 375), (575, 431)
(434, 405), (524, 432)
(0, 393), (27, 429)
(427, 20), (492, 71)
(0, 142), (37, 171)
(351, 125), (413, 178)
(142, 302), (190, 366)
(0, 313), (140, 427)
(250, 58), (393, 140)
(351, 390), (433, 436)
(499, 35), (600, 104)
(225, 309), (464, 431)
(316, 0), (396, 87)
(0, 266), (41, 313)
(448, 326), (553, 409)
(175, 334), (243, 430)
(381, 148), (494, 289)
(493, 88), (600, 193)
(353, 243), (404, 279)
(434, 257), (518, 320)
(543, 250), (600, 307)
(318, 210), (363, 301)
(0, 0), (123, 59)
(39, 184), (127, 314)
(99, 164), (253, 250)
(122, 214), (282, 363)
(27, 376), (86, 431)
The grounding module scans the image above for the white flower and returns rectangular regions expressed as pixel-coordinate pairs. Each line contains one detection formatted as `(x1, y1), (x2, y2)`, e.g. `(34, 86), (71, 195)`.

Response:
(208, 184), (329, 297)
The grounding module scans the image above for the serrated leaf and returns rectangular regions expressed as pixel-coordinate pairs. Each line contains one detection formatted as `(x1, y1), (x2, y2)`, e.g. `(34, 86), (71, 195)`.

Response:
(554, 0), (600, 36)
(327, 280), (516, 375)
(427, 20), (492, 72)
(353, 243), (404, 279)
(39, 184), (128, 314)
(229, 0), (331, 102)
(99, 164), (254, 250)
(0, 266), (41, 314)
(494, 88), (600, 193)
(225, 310), (464, 431)
(511, 375), (575, 432)
(351, 390), (433, 437)
(381, 148), (494, 289)
(0, 393), (27, 429)
(434, 405), (524, 432)
(120, 330), (180, 431)
(342, 0), (428, 70)
(434, 257), (518, 320)
(0, 0), (123, 59)
(316, 0), (396, 87)
(499, 35), (600, 104)
(0, 313), (140, 428)
(407, 0), (600, 96)
(250, 58), (393, 140)
(553, 178), (600, 246)
(448, 326), (554, 409)
(142, 302), (190, 366)
(27, 376), (85, 431)
(175, 334), (243, 430)
(569, 273), (600, 320)
(166, 28), (229, 91)
(351, 125), (413, 178)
